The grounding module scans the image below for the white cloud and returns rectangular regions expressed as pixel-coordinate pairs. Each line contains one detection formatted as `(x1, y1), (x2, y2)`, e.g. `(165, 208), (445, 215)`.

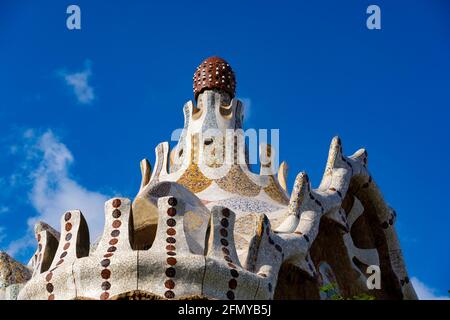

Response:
(411, 277), (449, 300)
(6, 130), (109, 256)
(59, 61), (95, 104)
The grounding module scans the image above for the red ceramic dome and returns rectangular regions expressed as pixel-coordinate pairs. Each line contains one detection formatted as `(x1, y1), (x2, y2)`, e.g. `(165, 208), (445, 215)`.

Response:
(193, 57), (236, 100)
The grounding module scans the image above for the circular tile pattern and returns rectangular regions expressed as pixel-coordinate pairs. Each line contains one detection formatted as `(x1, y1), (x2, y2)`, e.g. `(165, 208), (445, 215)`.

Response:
(222, 208), (230, 217)
(167, 208), (177, 217)
(112, 209), (121, 218)
(167, 257), (177, 266)
(164, 290), (175, 299)
(60, 252), (67, 259)
(229, 279), (237, 290)
(166, 237), (176, 244)
(101, 281), (111, 291)
(63, 243), (70, 250)
(226, 290), (235, 300)
(166, 251), (176, 256)
(48, 294), (55, 300)
(65, 233), (72, 241)
(112, 198), (121, 208)
(45, 272), (53, 282)
(101, 269), (111, 279)
(100, 292), (110, 300)
(107, 246), (117, 252)
(109, 238), (118, 245)
(64, 212), (72, 221)
(168, 197), (177, 206)
(166, 218), (176, 227)
(112, 220), (122, 228)
(65, 223), (72, 232)
(165, 279), (175, 289)
(220, 218), (229, 228)
(220, 228), (228, 237)
(230, 269), (239, 278)
(46, 283), (54, 293)
(101, 259), (111, 268)
(167, 228), (176, 236)
(220, 239), (229, 246)
(166, 245), (176, 251)
(111, 230), (120, 237)
(165, 267), (176, 278)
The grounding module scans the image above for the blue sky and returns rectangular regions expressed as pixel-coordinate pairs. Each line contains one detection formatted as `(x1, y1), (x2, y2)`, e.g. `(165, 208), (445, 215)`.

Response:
(0, 0), (449, 299)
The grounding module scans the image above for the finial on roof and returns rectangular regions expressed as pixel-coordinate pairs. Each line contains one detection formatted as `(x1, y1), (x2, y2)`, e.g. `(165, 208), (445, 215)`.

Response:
(193, 56), (236, 100)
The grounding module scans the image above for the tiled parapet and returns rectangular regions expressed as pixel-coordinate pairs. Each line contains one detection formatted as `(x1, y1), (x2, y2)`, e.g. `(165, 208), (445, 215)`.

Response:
(73, 198), (137, 300)
(203, 206), (268, 300)
(138, 196), (205, 299)
(18, 210), (90, 300)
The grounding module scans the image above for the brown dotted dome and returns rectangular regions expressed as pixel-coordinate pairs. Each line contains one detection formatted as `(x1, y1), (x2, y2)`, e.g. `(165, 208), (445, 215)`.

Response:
(193, 57), (236, 100)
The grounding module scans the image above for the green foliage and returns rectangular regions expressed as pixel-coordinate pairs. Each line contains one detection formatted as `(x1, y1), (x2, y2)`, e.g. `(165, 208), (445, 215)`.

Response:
(319, 283), (376, 300)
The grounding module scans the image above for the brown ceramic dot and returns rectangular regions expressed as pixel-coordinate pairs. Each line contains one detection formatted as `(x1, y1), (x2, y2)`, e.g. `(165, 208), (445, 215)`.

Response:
(222, 247), (230, 255)
(64, 212), (72, 221)
(63, 242), (70, 250)
(220, 218), (229, 228)
(46, 283), (54, 293)
(167, 252), (177, 257)
(111, 230), (120, 237)
(165, 267), (176, 277)
(65, 223), (72, 232)
(167, 207), (177, 217)
(48, 294), (55, 300)
(104, 253), (114, 258)
(37, 234), (41, 242)
(112, 209), (121, 218)
(167, 197), (177, 206)
(164, 290), (175, 299)
(167, 257), (177, 266)
(107, 246), (117, 253)
(38, 244), (42, 252)
(220, 239), (229, 246)
(101, 259), (111, 268)
(222, 208), (230, 217)
(220, 228), (228, 237)
(226, 290), (235, 300)
(56, 259), (64, 266)
(228, 279), (237, 289)
(109, 238), (118, 245)
(45, 272), (53, 282)
(60, 252), (67, 259)
(166, 237), (176, 244)
(112, 198), (121, 208)
(224, 256), (232, 263)
(112, 220), (122, 228)
(166, 245), (176, 251)
(101, 269), (111, 279)
(166, 218), (176, 227)
(230, 269), (239, 278)
(101, 281), (111, 291)
(65, 233), (72, 241)
(166, 228), (176, 236)
(165, 279), (175, 289)
(100, 292), (110, 300)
